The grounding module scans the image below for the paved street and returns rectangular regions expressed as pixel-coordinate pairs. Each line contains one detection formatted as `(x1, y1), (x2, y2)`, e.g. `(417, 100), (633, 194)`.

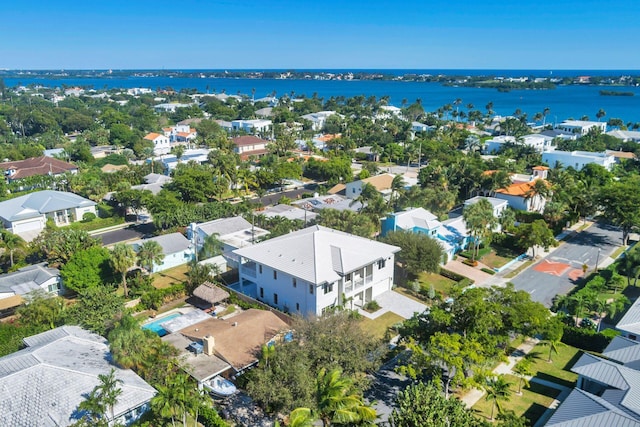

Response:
(511, 222), (622, 307)
(97, 223), (154, 246)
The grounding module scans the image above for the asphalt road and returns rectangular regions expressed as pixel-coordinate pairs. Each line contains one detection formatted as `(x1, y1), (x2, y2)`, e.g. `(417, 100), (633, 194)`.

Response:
(365, 352), (411, 425)
(98, 223), (155, 246)
(511, 222), (623, 307)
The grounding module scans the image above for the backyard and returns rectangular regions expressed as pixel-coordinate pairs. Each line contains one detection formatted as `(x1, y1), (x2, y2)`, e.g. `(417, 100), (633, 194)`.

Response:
(472, 374), (560, 424)
(152, 264), (190, 289)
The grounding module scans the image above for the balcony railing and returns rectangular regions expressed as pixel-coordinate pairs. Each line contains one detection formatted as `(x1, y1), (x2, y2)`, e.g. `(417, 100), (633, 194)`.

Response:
(241, 263), (257, 278)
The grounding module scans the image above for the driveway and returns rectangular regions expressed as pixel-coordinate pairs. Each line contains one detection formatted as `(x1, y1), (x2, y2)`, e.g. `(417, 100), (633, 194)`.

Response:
(365, 352), (411, 425)
(362, 290), (427, 319)
(444, 259), (493, 286)
(511, 222), (622, 307)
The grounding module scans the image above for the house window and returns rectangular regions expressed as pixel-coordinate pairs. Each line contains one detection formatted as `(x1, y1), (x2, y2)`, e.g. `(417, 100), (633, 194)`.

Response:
(259, 265), (262, 274)
(296, 303), (300, 311)
(273, 270), (277, 280)
(346, 273), (352, 282)
(260, 287), (264, 298)
(274, 293), (278, 304)
(292, 278), (297, 288)
(378, 259), (386, 269)
(309, 284), (314, 295)
(323, 283), (334, 294)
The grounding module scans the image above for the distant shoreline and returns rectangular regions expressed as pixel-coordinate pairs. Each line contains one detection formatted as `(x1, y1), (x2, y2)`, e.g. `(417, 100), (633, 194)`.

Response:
(2, 69), (639, 88)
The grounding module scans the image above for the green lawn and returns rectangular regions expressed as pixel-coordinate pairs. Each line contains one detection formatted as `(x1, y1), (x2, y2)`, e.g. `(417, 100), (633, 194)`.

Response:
(69, 216), (125, 232)
(152, 264), (190, 289)
(472, 374), (560, 424)
(527, 343), (581, 388)
(418, 271), (457, 297)
(360, 311), (405, 340)
(610, 246), (627, 260)
(481, 250), (513, 269)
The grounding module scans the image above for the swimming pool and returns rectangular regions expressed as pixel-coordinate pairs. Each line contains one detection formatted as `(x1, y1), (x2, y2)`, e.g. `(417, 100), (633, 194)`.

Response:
(142, 313), (182, 336)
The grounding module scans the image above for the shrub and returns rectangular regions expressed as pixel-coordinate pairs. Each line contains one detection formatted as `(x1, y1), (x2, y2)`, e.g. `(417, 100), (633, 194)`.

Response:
(458, 278), (474, 288)
(364, 301), (381, 312)
(439, 268), (466, 282)
(82, 212), (96, 222)
(139, 283), (186, 310)
(462, 259), (478, 267)
(481, 267), (496, 275)
(198, 405), (230, 427)
(561, 324), (613, 352)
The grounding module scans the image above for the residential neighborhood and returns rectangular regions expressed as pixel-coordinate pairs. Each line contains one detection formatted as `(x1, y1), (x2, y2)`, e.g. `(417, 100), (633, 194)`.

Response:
(1, 76), (640, 427)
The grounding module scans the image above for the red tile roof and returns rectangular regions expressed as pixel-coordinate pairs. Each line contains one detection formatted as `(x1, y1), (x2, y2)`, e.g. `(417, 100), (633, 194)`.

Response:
(0, 156), (77, 180)
(232, 136), (268, 147)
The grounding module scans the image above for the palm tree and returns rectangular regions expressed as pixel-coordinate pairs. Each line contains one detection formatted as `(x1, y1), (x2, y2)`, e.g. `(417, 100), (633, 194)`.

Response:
(315, 368), (376, 427)
(152, 384), (179, 427)
(288, 408), (315, 427)
(1, 230), (25, 267)
(542, 107), (550, 126)
(137, 240), (165, 273)
(512, 359), (533, 395)
(463, 198), (497, 261)
(389, 174), (406, 211)
(596, 108), (606, 122)
(110, 243), (137, 297)
(484, 375), (512, 421)
(97, 369), (123, 422)
(171, 144), (186, 162)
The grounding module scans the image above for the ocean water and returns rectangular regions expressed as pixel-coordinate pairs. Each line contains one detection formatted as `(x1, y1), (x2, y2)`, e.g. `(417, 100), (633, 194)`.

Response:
(6, 71), (640, 123)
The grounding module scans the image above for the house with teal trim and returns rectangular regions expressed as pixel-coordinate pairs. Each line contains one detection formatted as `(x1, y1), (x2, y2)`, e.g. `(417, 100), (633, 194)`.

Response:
(381, 207), (470, 263)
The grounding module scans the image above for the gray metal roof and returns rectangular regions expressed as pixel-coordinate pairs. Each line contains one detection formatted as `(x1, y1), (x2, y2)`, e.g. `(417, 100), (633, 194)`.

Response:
(130, 232), (191, 255)
(0, 190), (96, 222)
(234, 225), (400, 285)
(570, 353), (640, 419)
(464, 195), (508, 209)
(197, 216), (253, 238)
(546, 388), (640, 426)
(261, 204), (317, 222)
(0, 326), (156, 427)
(0, 264), (59, 296)
(604, 337), (640, 365)
(617, 298), (640, 336)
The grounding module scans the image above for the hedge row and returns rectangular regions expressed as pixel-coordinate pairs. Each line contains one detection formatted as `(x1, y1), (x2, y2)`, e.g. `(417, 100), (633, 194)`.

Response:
(440, 268), (475, 285)
(561, 324), (618, 353)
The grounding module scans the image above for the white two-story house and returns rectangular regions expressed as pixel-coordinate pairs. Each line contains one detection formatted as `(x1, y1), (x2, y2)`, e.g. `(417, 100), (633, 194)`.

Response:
(144, 132), (171, 156)
(233, 225), (400, 317)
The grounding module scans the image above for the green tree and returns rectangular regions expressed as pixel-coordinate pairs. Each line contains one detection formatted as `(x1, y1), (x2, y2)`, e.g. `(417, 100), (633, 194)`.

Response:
(137, 240), (165, 273)
(34, 228), (100, 267)
(65, 286), (124, 336)
(381, 230), (444, 277)
(514, 219), (557, 259)
(0, 230), (25, 268)
(389, 380), (486, 427)
(463, 198), (497, 260)
(17, 290), (66, 329)
(598, 177), (640, 245)
(61, 246), (114, 293)
(316, 209), (376, 238)
(110, 243), (137, 298)
(484, 375), (512, 421)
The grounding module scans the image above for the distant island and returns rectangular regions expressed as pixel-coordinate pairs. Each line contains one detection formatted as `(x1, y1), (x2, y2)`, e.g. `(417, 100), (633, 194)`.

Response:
(1, 69), (639, 89)
(600, 90), (634, 96)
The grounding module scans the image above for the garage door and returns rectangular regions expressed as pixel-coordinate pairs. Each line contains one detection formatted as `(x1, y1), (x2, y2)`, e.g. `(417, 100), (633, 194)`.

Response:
(13, 219), (43, 234)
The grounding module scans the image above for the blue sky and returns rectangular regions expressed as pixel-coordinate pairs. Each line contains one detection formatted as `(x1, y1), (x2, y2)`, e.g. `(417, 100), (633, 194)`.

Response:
(2, 0), (639, 70)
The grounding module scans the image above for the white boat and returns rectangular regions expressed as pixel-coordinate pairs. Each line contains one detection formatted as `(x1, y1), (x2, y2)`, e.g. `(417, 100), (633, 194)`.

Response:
(203, 376), (237, 398)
